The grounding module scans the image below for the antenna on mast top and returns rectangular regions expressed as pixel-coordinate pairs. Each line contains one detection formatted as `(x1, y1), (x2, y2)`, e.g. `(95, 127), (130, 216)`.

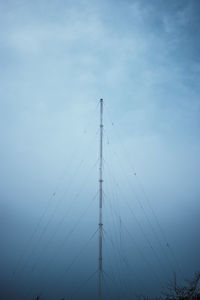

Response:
(98, 98), (103, 300)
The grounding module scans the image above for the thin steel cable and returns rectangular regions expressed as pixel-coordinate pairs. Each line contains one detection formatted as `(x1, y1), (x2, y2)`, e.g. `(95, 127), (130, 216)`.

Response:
(103, 167), (142, 297)
(32, 192), (98, 275)
(111, 148), (176, 276)
(69, 269), (98, 299)
(18, 156), (99, 297)
(121, 221), (165, 289)
(20, 156), (99, 277)
(103, 156), (166, 290)
(103, 189), (148, 297)
(103, 136), (174, 278)
(64, 229), (98, 276)
(102, 187), (126, 295)
(102, 272), (115, 300)
(103, 180), (165, 289)
(103, 269), (132, 300)
(11, 103), (100, 282)
(24, 227), (98, 300)
(103, 226), (135, 299)
(102, 231), (119, 289)
(135, 175), (184, 279)
(30, 167), (99, 273)
(103, 227), (148, 298)
(104, 103), (183, 279)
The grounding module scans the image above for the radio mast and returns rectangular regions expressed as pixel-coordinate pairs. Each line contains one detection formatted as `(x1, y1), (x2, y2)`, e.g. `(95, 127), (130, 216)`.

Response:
(98, 99), (103, 300)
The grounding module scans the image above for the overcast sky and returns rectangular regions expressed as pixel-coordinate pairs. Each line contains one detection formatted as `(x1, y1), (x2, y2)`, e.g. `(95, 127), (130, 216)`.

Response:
(1, 0), (200, 299)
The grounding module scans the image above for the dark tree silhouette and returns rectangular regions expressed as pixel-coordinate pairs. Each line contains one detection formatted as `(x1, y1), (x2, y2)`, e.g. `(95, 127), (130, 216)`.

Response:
(32, 272), (200, 300)
(163, 272), (200, 300)
(139, 272), (200, 300)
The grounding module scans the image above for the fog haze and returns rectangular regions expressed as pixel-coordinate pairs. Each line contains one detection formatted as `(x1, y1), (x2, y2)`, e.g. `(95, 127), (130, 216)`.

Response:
(1, 0), (200, 299)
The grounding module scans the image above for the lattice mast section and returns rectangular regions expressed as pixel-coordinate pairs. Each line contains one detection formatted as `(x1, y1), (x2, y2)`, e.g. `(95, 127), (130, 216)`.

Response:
(98, 99), (103, 300)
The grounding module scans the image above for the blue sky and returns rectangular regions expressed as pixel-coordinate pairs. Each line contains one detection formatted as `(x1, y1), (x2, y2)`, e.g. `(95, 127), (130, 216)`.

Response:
(1, 0), (200, 299)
